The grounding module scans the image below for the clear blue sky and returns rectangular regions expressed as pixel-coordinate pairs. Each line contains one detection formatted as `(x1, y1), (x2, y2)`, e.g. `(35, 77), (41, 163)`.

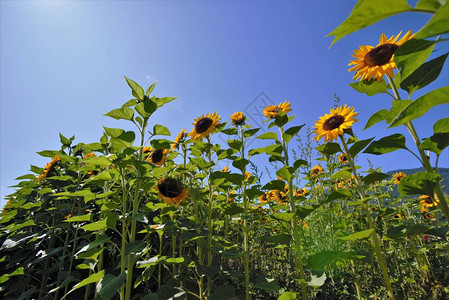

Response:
(1, 0), (448, 204)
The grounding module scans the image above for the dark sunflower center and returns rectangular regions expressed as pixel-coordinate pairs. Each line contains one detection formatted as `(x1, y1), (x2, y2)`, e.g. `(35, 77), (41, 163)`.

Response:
(323, 115), (345, 131)
(158, 178), (183, 198)
(151, 149), (164, 163)
(195, 118), (213, 133)
(364, 43), (399, 67)
(424, 198), (432, 204)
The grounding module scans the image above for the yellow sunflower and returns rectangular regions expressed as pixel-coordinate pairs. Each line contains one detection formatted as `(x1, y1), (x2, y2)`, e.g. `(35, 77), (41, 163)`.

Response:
(230, 112), (246, 126)
(83, 152), (97, 159)
(419, 195), (439, 213)
(313, 104), (358, 142)
(259, 193), (268, 204)
(392, 172), (407, 185)
(338, 153), (349, 164)
(171, 129), (186, 151)
(263, 101), (292, 119)
(310, 165), (323, 178)
(348, 30), (414, 82)
(146, 148), (169, 166)
(245, 171), (252, 182)
(38, 155), (61, 181)
(221, 166), (229, 173)
(393, 213), (402, 219)
(157, 178), (187, 206)
(295, 188), (308, 197)
(188, 112), (221, 140)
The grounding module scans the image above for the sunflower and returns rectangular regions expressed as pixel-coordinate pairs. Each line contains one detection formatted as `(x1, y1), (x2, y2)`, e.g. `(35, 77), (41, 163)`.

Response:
(393, 213), (402, 219)
(259, 193), (268, 204)
(419, 195), (439, 213)
(221, 166), (229, 173)
(146, 148), (169, 166)
(273, 190), (288, 205)
(188, 112), (221, 140)
(338, 153), (349, 164)
(171, 129), (186, 151)
(230, 112), (246, 126)
(392, 172), (407, 185)
(310, 165), (323, 178)
(157, 178), (187, 206)
(228, 190), (236, 204)
(38, 155), (61, 181)
(313, 104), (358, 142)
(348, 30), (414, 82)
(143, 146), (152, 154)
(295, 188), (308, 197)
(263, 101), (292, 119)
(244, 172), (253, 182)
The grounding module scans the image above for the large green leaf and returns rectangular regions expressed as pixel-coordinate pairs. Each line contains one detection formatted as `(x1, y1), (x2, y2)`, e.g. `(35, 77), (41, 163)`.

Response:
(104, 107), (134, 121)
(124, 76), (145, 100)
(363, 134), (408, 155)
(398, 171), (442, 197)
(416, 0), (445, 10)
(389, 86), (449, 127)
(327, 0), (411, 45)
(364, 109), (389, 130)
(256, 132), (278, 141)
(63, 270), (105, 299)
(395, 39), (436, 81)
(278, 292), (298, 300)
(96, 272), (126, 300)
(210, 285), (238, 300)
(415, 2), (449, 39)
(420, 133), (449, 155)
(349, 79), (388, 96)
(386, 224), (430, 239)
(315, 143), (342, 156)
(400, 53), (448, 95)
(364, 172), (390, 185)
(386, 100), (413, 124)
(283, 125), (305, 144)
(135, 98), (158, 118)
(348, 137), (375, 156)
(434, 118), (449, 133)
(337, 229), (374, 241)
(253, 275), (282, 292)
(153, 124), (171, 136)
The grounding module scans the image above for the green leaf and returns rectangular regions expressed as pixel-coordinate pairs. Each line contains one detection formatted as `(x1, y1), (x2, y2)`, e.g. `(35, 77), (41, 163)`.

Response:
(308, 251), (359, 273)
(389, 86), (449, 128)
(210, 285), (238, 300)
(264, 233), (292, 245)
(156, 96), (177, 107)
(278, 292), (298, 300)
(63, 270), (105, 299)
(363, 134), (408, 155)
(65, 214), (92, 223)
(398, 171), (442, 197)
(243, 128), (260, 138)
(326, 190), (352, 202)
(232, 158), (249, 173)
(309, 272), (327, 287)
(364, 172), (390, 185)
(262, 180), (285, 191)
(386, 100), (413, 124)
(331, 170), (352, 180)
(416, 0), (444, 10)
(415, 2), (449, 39)
(315, 143), (342, 156)
(395, 39), (436, 80)
(59, 133), (73, 146)
(364, 109), (389, 130)
(400, 53), (448, 95)
(349, 79), (388, 96)
(124, 76), (145, 100)
(146, 82), (157, 97)
(283, 125), (305, 144)
(227, 139), (243, 150)
(253, 275), (282, 292)
(386, 224), (430, 239)
(104, 107), (134, 121)
(0, 267), (24, 284)
(420, 133), (449, 155)
(276, 166), (292, 182)
(434, 118), (449, 133)
(327, 0), (411, 45)
(103, 127), (124, 138)
(271, 213), (295, 223)
(83, 156), (112, 166)
(153, 124), (171, 136)
(96, 272), (126, 300)
(257, 132), (278, 140)
(221, 127), (238, 135)
(248, 144), (282, 157)
(337, 229), (374, 241)
(135, 98), (158, 119)
(81, 219), (108, 231)
(348, 137), (375, 157)
(274, 111), (289, 127)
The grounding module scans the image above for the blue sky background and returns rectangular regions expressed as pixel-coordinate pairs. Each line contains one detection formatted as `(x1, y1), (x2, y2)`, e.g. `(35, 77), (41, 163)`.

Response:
(1, 0), (448, 204)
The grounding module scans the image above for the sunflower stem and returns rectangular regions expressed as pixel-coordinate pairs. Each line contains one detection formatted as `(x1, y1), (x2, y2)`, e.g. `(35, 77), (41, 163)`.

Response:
(340, 135), (395, 300)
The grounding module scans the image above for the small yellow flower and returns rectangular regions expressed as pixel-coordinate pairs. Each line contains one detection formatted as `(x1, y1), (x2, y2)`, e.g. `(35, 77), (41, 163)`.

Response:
(83, 152), (97, 159)
(221, 166), (229, 173)
(313, 105), (358, 142)
(295, 188), (308, 197)
(263, 101), (292, 119)
(393, 213), (402, 219)
(230, 112), (246, 126)
(171, 129), (186, 151)
(244, 172), (252, 182)
(349, 30), (415, 82)
(310, 165), (323, 178)
(338, 153), (349, 164)
(419, 195), (439, 213)
(392, 172), (407, 185)
(188, 112), (221, 140)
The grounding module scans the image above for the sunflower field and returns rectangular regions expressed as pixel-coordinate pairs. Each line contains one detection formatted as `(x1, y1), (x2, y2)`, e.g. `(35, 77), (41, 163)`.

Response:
(1, 1), (449, 300)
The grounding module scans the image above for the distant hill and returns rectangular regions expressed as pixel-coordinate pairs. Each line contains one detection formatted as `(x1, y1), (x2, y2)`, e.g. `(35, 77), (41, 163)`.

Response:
(386, 167), (449, 195)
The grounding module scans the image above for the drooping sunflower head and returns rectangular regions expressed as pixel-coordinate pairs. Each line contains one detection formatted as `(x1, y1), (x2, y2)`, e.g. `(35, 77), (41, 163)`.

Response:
(310, 165), (323, 178)
(348, 30), (414, 82)
(146, 148), (169, 166)
(188, 112), (221, 141)
(171, 129), (186, 151)
(295, 188), (308, 197)
(338, 153), (349, 164)
(157, 178), (187, 206)
(392, 172), (407, 185)
(313, 104), (358, 142)
(263, 101), (292, 119)
(38, 155), (61, 181)
(230, 112), (246, 126)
